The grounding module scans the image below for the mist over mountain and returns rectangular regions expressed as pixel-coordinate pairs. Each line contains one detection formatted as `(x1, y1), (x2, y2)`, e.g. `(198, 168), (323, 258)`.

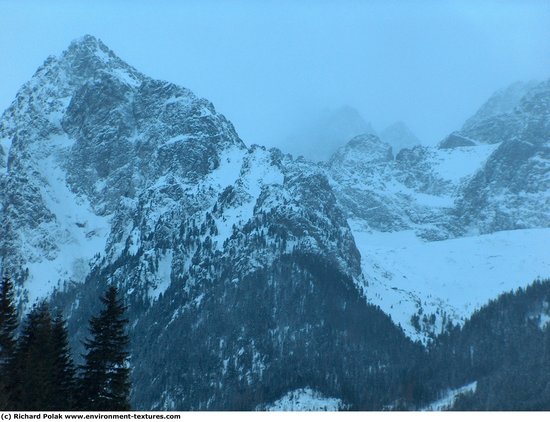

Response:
(379, 121), (422, 155)
(279, 106), (376, 162)
(1, 35), (549, 411)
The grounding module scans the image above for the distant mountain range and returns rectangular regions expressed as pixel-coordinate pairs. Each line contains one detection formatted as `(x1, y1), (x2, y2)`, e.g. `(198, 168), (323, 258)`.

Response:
(280, 106), (422, 162)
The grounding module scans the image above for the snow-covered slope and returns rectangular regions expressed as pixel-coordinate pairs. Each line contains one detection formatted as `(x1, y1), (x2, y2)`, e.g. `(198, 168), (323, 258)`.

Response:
(440, 79), (548, 148)
(325, 82), (550, 341)
(453, 81), (550, 234)
(352, 223), (550, 342)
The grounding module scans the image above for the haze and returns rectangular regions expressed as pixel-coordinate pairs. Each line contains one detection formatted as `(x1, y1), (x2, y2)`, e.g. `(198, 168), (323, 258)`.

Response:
(1, 0), (549, 156)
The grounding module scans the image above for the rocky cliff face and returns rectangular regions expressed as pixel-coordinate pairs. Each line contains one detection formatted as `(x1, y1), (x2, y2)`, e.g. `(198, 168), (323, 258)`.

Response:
(454, 80), (550, 234)
(326, 133), (467, 240)
(0, 35), (244, 306)
(439, 80), (546, 148)
(327, 79), (550, 241)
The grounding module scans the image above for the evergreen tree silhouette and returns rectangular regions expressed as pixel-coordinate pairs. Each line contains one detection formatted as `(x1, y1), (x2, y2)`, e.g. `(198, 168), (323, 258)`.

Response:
(0, 277), (17, 368)
(10, 303), (55, 410)
(80, 286), (131, 410)
(0, 277), (18, 409)
(50, 313), (77, 410)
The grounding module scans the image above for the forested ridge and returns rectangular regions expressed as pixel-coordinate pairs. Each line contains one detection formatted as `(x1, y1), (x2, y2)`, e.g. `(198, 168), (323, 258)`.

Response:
(427, 278), (550, 410)
(3, 274), (550, 410)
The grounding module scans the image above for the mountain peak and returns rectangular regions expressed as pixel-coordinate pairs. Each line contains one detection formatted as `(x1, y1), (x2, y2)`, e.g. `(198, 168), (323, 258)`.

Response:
(61, 34), (119, 65)
(69, 34), (105, 49)
(346, 133), (381, 148)
(462, 80), (539, 132)
(63, 34), (115, 62)
(438, 79), (547, 148)
(329, 133), (393, 166)
(379, 121), (421, 153)
(47, 34), (143, 86)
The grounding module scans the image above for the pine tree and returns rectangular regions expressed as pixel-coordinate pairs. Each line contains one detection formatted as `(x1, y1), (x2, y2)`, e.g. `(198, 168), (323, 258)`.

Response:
(0, 277), (18, 368)
(3, 301), (77, 411)
(0, 277), (18, 410)
(80, 286), (131, 410)
(10, 303), (55, 410)
(50, 313), (77, 410)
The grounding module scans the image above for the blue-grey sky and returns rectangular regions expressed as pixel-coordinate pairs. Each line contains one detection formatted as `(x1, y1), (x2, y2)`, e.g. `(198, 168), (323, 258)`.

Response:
(1, 0), (549, 147)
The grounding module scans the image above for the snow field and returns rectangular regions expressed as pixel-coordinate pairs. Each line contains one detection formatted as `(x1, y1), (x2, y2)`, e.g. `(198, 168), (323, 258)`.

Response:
(351, 220), (550, 342)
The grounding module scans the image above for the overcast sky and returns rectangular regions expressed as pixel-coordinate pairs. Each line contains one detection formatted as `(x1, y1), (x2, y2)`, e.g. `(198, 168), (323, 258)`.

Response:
(1, 0), (549, 148)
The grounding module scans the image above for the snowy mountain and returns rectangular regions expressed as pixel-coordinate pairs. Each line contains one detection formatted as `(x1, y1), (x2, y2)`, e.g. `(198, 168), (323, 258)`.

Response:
(455, 81), (550, 234)
(0, 34), (245, 307)
(379, 121), (421, 154)
(321, 78), (550, 341)
(462, 81), (539, 132)
(439, 80), (543, 148)
(324, 128), (549, 341)
(1, 35), (550, 410)
(0, 36), (421, 410)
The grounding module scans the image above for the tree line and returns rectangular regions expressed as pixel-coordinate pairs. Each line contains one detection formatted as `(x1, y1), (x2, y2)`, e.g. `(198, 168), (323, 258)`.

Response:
(0, 277), (131, 411)
(427, 278), (550, 410)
